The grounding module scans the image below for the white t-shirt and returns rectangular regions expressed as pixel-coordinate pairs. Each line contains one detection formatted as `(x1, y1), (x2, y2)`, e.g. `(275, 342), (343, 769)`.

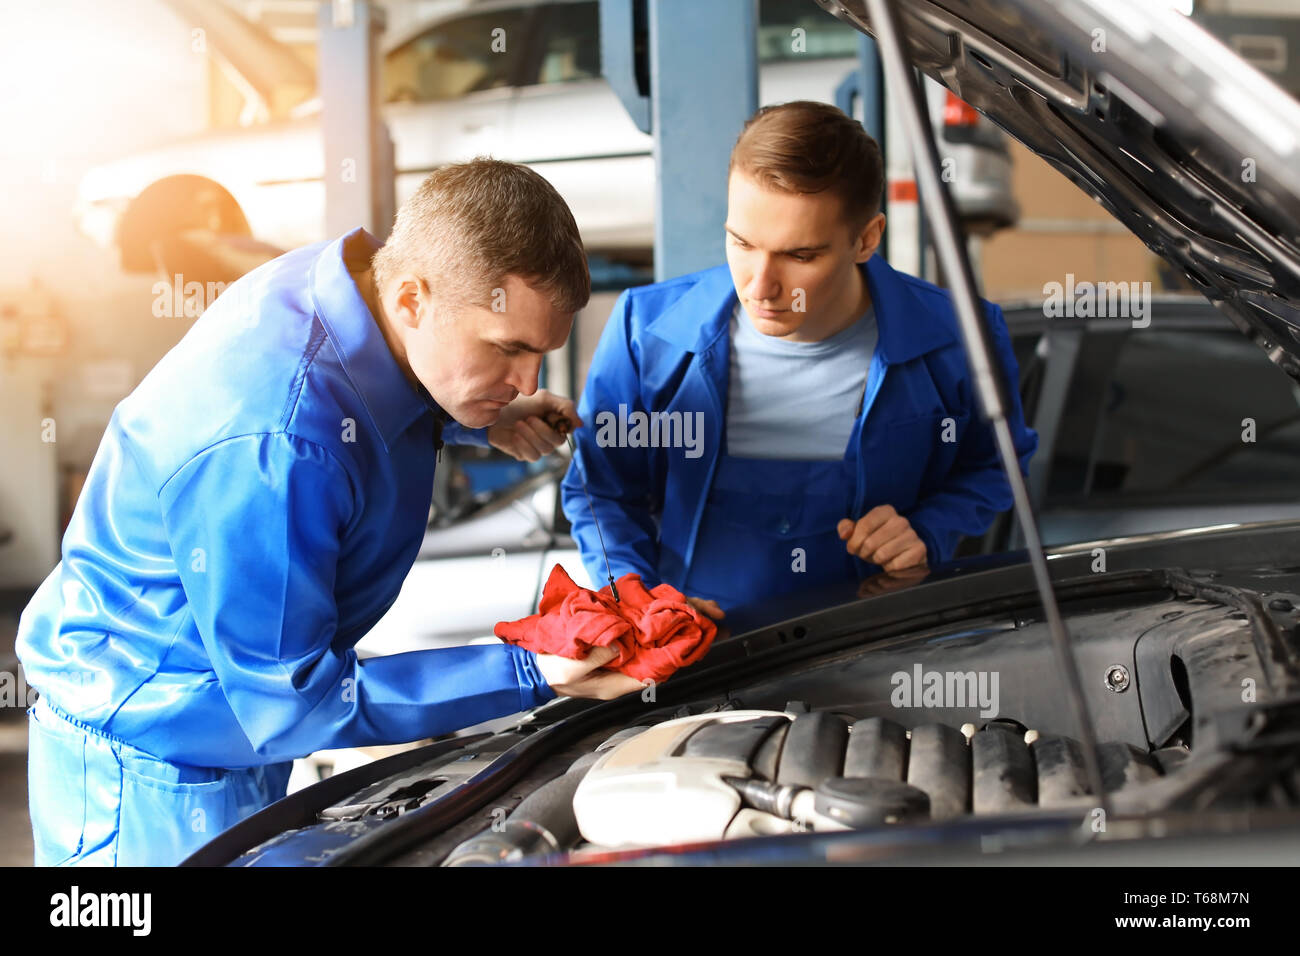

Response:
(724, 301), (878, 460)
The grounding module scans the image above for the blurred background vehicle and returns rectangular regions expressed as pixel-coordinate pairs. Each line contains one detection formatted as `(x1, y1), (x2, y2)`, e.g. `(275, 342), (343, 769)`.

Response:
(970, 295), (1300, 554)
(74, 0), (1018, 284)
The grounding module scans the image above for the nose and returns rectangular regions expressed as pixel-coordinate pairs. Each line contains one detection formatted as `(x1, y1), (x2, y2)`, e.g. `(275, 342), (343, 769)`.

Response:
(747, 253), (781, 303)
(506, 354), (542, 397)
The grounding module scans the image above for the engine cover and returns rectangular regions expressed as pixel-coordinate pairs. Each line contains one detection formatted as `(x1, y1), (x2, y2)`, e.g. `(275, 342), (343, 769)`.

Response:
(572, 710), (797, 848)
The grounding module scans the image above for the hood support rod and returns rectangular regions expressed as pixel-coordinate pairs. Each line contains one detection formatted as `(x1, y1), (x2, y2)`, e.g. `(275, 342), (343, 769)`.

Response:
(864, 0), (1110, 816)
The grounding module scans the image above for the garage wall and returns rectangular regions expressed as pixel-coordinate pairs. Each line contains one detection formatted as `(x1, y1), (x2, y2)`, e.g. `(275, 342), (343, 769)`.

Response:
(980, 139), (1163, 303)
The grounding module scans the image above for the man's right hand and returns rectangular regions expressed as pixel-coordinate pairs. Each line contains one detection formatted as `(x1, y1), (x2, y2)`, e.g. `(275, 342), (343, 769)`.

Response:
(534, 645), (643, 700)
(534, 595), (724, 700)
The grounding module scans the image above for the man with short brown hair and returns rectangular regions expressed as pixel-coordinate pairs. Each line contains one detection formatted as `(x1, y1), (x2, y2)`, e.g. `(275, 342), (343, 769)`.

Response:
(19, 158), (639, 866)
(564, 101), (1037, 620)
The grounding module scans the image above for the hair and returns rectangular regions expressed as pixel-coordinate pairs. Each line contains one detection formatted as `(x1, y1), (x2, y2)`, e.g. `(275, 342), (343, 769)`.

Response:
(372, 157), (590, 316)
(728, 101), (885, 232)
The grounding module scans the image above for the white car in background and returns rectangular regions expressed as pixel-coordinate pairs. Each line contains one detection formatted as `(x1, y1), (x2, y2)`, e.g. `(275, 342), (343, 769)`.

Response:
(75, 0), (1017, 279)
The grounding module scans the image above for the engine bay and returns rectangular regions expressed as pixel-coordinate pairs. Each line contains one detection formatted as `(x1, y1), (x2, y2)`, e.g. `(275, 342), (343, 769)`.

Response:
(432, 580), (1294, 864)
(214, 562), (1300, 867)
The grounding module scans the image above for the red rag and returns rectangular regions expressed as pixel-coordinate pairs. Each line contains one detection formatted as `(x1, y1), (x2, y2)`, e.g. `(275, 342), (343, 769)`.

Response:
(494, 565), (717, 684)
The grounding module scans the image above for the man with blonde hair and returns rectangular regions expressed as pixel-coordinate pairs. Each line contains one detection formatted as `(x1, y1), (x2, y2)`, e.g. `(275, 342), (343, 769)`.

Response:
(565, 102), (1038, 620)
(19, 158), (640, 866)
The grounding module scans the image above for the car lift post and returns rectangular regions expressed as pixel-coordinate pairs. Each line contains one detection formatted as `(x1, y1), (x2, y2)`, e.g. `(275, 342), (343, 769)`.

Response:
(601, 0), (759, 280)
(318, 0), (395, 241)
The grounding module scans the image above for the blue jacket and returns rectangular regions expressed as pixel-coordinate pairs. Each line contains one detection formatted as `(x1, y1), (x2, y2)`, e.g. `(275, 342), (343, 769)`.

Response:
(562, 254), (1038, 593)
(16, 228), (555, 769)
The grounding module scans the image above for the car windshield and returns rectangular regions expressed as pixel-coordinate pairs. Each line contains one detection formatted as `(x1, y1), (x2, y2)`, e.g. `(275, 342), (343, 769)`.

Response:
(384, 8), (532, 102)
(1047, 324), (1300, 504)
(758, 0), (861, 62)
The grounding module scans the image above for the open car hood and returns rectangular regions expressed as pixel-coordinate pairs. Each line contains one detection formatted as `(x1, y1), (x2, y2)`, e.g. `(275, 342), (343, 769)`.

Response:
(817, 0), (1300, 382)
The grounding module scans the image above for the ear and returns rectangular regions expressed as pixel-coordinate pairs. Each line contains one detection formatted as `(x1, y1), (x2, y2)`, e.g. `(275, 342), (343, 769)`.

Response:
(854, 213), (886, 263)
(391, 274), (429, 330)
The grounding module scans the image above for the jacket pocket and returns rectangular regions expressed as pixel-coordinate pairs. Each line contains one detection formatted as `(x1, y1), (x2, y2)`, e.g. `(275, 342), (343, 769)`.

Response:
(115, 761), (239, 867)
(27, 704), (88, 866)
(115, 754), (290, 866)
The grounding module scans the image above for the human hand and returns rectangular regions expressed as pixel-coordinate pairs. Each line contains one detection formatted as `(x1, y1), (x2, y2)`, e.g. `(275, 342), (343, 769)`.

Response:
(837, 504), (928, 572)
(533, 645), (643, 700)
(487, 390), (582, 462)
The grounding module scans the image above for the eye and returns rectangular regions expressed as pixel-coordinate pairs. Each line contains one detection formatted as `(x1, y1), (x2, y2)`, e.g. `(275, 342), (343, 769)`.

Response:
(790, 253), (815, 263)
(497, 344), (520, 356)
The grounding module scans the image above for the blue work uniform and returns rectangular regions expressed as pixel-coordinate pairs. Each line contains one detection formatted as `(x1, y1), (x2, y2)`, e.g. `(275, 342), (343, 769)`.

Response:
(562, 253), (1038, 615)
(17, 227), (556, 866)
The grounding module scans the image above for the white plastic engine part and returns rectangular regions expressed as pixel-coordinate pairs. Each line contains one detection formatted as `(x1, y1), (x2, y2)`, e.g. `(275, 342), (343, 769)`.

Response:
(572, 710), (792, 848)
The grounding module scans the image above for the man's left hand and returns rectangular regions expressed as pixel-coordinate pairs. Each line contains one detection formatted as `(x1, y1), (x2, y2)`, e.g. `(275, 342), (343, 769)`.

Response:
(837, 504), (928, 571)
(487, 390), (582, 462)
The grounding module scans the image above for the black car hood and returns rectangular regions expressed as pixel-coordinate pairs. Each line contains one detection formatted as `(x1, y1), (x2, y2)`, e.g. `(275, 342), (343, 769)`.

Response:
(817, 0), (1300, 382)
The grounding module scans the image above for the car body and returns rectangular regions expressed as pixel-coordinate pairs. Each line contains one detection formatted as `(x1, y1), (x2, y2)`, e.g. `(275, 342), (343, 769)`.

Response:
(187, 0), (1300, 865)
(193, 521), (1300, 865)
(75, 0), (1017, 274)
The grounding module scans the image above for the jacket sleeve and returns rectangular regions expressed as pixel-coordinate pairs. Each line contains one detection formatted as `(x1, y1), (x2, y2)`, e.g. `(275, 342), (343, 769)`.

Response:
(562, 290), (664, 588)
(158, 432), (554, 763)
(442, 421), (490, 447)
(903, 303), (1039, 566)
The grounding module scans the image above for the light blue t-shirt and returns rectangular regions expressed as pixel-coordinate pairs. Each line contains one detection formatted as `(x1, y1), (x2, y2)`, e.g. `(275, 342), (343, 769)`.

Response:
(725, 301), (878, 460)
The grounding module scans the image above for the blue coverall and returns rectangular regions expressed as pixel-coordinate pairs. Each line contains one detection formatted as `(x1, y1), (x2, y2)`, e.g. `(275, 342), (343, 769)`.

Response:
(562, 253), (1038, 611)
(17, 228), (556, 866)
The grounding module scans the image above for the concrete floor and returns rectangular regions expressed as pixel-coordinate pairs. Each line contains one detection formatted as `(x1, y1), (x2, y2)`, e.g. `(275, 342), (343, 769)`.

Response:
(0, 610), (33, 866)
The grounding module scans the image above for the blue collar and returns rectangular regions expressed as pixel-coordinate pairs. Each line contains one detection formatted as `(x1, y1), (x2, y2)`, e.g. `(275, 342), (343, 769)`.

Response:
(309, 227), (443, 451)
(647, 253), (958, 362)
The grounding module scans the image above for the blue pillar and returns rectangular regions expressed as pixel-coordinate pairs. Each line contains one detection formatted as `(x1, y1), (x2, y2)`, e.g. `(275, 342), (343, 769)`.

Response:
(834, 34), (888, 256)
(318, 0), (395, 240)
(648, 0), (758, 280)
(857, 34), (884, 146)
(859, 33), (887, 254)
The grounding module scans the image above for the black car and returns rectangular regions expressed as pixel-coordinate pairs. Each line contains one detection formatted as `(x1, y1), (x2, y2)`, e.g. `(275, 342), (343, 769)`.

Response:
(967, 296), (1300, 554)
(185, 0), (1300, 866)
